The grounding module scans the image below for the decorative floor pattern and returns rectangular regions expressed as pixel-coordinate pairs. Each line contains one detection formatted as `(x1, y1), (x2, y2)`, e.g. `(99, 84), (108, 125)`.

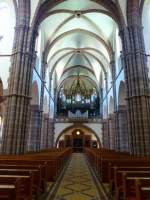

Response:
(53, 153), (100, 200)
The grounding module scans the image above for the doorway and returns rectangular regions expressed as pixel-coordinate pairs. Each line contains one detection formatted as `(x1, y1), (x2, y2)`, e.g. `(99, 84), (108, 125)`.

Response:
(56, 126), (101, 150)
(73, 138), (83, 152)
(72, 129), (83, 152)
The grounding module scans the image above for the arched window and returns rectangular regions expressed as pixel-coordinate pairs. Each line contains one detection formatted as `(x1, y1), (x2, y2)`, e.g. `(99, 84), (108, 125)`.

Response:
(35, 30), (42, 73)
(91, 88), (97, 102)
(115, 27), (122, 72)
(35, 30), (42, 57)
(142, 1), (150, 80)
(109, 96), (114, 114)
(31, 81), (40, 105)
(0, 2), (10, 48)
(0, 2), (15, 89)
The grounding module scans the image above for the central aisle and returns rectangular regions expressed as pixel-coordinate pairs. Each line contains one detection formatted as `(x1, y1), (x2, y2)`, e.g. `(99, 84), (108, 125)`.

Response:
(54, 153), (100, 200)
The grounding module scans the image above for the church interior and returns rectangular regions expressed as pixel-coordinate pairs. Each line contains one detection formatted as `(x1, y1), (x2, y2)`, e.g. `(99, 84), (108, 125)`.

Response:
(0, 0), (150, 199)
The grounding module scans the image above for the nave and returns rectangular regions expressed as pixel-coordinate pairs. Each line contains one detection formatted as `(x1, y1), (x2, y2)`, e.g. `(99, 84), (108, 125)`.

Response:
(1, 0), (150, 158)
(1, 0), (150, 199)
(52, 153), (102, 200)
(0, 147), (150, 200)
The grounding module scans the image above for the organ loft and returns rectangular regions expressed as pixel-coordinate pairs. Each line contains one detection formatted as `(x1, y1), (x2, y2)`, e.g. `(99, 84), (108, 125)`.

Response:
(0, 0), (150, 199)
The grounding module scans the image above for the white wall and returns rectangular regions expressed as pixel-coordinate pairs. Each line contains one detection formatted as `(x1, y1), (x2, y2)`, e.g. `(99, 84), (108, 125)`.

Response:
(83, 123), (102, 142)
(54, 122), (102, 144)
(54, 123), (74, 143)
(0, 1), (16, 89)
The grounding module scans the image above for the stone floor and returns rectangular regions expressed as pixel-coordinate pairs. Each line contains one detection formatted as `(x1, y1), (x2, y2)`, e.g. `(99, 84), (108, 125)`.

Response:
(53, 153), (102, 200)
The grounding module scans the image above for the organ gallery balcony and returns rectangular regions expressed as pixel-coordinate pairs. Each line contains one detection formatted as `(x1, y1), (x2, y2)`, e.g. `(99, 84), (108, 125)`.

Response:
(55, 116), (102, 123)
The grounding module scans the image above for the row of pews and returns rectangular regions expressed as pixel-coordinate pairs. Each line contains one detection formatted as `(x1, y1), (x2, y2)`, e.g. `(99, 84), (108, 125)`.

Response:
(84, 147), (150, 200)
(0, 147), (72, 199)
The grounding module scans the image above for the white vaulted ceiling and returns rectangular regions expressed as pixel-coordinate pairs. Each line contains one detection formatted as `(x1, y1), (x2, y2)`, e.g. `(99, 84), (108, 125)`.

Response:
(32, 0), (125, 91)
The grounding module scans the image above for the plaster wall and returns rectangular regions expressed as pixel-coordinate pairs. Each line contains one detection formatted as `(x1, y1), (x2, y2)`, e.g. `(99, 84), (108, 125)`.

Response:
(54, 122), (102, 144)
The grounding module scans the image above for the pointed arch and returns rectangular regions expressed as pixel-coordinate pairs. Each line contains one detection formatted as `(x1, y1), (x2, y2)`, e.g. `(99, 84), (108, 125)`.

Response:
(55, 124), (101, 147)
(109, 96), (114, 114)
(43, 95), (49, 114)
(31, 81), (40, 105)
(118, 81), (126, 106)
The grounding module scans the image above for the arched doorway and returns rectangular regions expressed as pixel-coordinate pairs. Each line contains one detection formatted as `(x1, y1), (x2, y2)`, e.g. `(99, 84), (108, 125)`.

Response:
(72, 129), (84, 152)
(118, 81), (126, 107)
(56, 125), (101, 152)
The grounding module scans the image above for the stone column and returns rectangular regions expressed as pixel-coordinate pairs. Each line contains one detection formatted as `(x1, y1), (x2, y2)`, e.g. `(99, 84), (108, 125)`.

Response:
(115, 105), (129, 152)
(40, 113), (49, 149)
(40, 116), (54, 149)
(105, 74), (109, 116)
(53, 89), (57, 118)
(2, 1), (34, 154)
(27, 105), (42, 151)
(99, 88), (103, 118)
(108, 114), (116, 150)
(48, 119), (54, 148)
(102, 119), (110, 148)
(110, 55), (117, 111)
(119, 0), (150, 155)
(40, 58), (46, 108)
(39, 58), (47, 149)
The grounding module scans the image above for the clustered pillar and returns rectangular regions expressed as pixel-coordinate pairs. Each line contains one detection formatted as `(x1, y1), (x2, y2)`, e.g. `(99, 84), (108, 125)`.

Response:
(41, 114), (49, 149)
(115, 105), (129, 152)
(102, 0), (150, 156)
(48, 119), (54, 148)
(27, 105), (42, 151)
(40, 116), (54, 149)
(2, 1), (32, 154)
(102, 119), (109, 149)
(108, 114), (116, 150)
(102, 114), (116, 150)
(119, 0), (150, 155)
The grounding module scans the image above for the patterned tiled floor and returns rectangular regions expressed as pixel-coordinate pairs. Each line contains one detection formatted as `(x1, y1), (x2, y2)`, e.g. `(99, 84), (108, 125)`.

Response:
(54, 153), (100, 200)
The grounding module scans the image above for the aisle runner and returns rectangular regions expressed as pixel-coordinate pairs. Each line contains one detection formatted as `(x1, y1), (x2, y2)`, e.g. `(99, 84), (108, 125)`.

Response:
(54, 153), (100, 200)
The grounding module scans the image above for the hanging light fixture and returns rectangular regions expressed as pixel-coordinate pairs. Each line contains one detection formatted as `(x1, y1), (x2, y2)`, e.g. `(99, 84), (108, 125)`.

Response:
(76, 131), (80, 135)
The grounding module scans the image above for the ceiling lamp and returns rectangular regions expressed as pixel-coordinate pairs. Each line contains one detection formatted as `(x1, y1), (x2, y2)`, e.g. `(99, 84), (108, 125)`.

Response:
(76, 131), (80, 135)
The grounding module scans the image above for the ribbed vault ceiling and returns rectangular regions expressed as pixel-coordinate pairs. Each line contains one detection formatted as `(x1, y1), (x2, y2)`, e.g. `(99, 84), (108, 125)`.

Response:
(37, 0), (121, 91)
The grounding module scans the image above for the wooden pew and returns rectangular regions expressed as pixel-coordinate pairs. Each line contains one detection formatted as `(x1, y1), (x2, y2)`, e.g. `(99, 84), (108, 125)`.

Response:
(0, 168), (41, 199)
(84, 147), (150, 199)
(0, 147), (72, 199)
(0, 177), (21, 200)
(84, 147), (132, 182)
(115, 171), (150, 200)
(99, 158), (150, 183)
(0, 160), (48, 192)
(109, 166), (150, 193)
(0, 164), (45, 194)
(0, 174), (33, 200)
(0, 147), (72, 181)
(135, 179), (150, 200)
